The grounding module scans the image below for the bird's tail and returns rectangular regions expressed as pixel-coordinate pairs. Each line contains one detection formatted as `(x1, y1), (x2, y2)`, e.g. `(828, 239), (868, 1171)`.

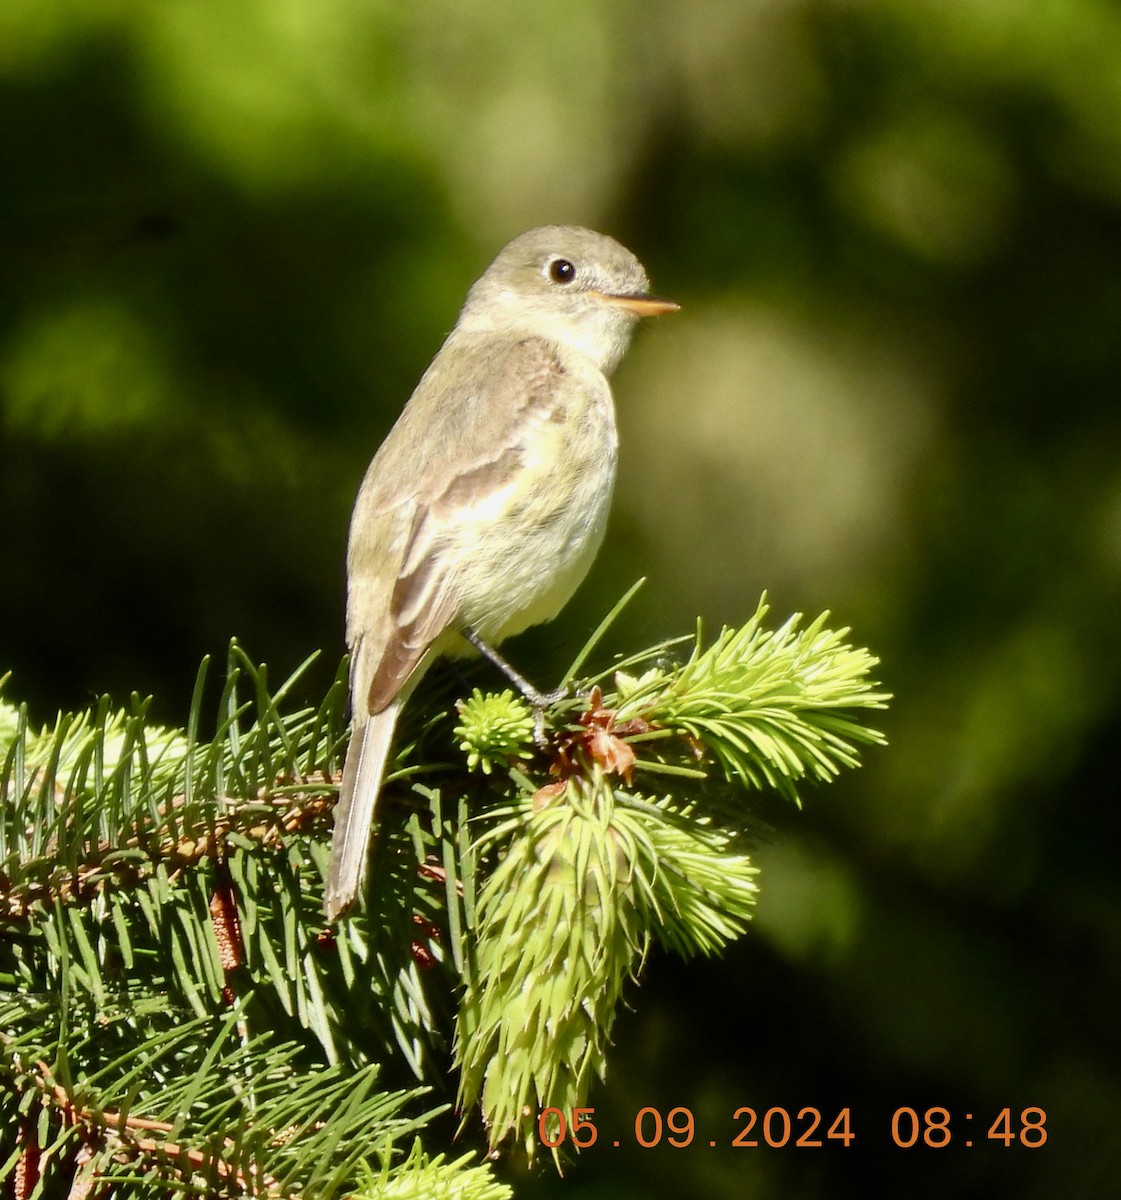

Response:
(323, 699), (401, 920)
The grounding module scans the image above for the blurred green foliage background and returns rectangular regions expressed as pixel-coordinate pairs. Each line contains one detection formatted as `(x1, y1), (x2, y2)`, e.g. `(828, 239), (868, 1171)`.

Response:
(2, 1), (1118, 1196)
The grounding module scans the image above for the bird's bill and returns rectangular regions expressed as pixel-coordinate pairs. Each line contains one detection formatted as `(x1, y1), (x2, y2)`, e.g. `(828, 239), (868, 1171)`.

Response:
(590, 290), (680, 317)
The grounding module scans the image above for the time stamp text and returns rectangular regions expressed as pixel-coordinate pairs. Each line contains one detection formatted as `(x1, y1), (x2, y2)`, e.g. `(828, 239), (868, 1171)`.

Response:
(538, 1105), (1047, 1151)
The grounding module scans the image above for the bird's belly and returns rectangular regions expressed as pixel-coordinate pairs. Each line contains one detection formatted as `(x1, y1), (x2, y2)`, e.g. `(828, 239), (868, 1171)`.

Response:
(451, 410), (617, 643)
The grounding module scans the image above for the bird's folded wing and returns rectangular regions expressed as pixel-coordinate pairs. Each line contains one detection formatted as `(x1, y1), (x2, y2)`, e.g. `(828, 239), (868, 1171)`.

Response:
(358, 335), (579, 713)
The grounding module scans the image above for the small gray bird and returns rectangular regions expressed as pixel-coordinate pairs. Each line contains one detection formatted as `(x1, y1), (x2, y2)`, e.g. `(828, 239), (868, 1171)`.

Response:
(324, 225), (677, 920)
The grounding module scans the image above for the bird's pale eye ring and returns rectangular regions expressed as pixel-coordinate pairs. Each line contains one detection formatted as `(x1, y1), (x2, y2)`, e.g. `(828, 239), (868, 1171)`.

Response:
(547, 257), (577, 284)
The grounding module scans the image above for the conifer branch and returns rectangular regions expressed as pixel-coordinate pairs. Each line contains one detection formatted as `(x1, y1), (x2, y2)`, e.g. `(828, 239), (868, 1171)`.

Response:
(453, 594), (888, 1158)
(1, 592), (890, 1188)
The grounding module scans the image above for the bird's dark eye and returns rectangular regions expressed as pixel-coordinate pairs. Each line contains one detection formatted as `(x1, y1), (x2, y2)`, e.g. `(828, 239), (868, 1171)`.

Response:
(548, 257), (576, 284)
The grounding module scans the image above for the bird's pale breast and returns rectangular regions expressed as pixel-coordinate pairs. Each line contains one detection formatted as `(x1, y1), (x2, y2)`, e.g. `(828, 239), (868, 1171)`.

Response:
(449, 353), (618, 642)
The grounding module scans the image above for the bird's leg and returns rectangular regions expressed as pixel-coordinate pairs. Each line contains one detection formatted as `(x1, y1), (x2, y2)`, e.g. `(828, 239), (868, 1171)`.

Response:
(460, 628), (569, 723)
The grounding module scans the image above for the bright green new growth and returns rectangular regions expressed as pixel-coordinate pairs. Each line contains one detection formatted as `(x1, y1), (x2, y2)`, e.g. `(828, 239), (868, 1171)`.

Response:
(454, 688), (535, 774)
(453, 594), (888, 1157)
(356, 1140), (514, 1200)
(612, 598), (890, 801)
(0, 594), (888, 1192)
(455, 773), (762, 1158)
(456, 773), (646, 1153)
